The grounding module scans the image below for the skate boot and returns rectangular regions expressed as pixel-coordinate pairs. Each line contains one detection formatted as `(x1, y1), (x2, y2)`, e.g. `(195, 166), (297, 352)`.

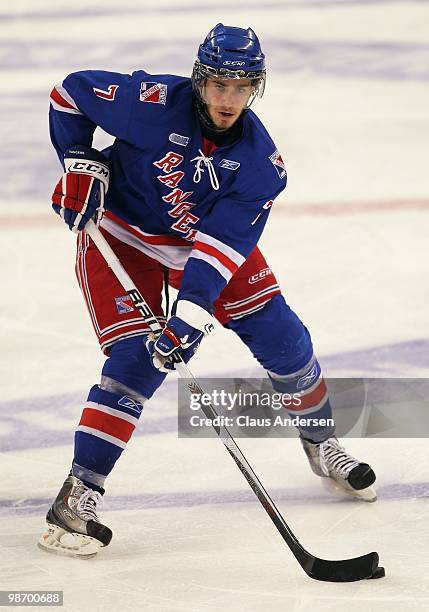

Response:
(38, 475), (112, 558)
(301, 436), (377, 502)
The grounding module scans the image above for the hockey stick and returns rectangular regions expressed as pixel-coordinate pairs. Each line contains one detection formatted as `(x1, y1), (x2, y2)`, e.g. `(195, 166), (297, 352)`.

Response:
(85, 219), (384, 582)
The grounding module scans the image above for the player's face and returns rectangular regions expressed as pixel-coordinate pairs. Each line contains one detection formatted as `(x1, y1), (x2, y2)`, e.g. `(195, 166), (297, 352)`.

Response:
(202, 78), (254, 130)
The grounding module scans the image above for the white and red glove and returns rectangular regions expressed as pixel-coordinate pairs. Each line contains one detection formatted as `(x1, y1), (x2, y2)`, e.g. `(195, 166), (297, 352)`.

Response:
(52, 146), (109, 232)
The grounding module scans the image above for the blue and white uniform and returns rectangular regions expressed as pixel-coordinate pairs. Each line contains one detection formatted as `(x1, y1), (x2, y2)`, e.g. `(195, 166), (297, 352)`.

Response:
(50, 70), (286, 311)
(49, 68), (333, 490)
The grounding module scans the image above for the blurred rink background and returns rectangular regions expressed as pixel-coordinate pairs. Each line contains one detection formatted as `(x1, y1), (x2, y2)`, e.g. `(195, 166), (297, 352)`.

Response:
(1, 1), (429, 611)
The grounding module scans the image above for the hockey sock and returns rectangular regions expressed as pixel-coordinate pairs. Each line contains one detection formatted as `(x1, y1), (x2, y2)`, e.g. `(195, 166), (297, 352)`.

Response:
(269, 355), (335, 443)
(101, 335), (166, 400)
(72, 384), (145, 489)
(71, 337), (167, 489)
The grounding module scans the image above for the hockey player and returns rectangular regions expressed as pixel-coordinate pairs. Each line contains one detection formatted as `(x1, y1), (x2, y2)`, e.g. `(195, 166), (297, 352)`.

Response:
(39, 24), (376, 558)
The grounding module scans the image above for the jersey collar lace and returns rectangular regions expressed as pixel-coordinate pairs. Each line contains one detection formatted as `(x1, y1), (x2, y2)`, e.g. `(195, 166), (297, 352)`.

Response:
(191, 149), (220, 190)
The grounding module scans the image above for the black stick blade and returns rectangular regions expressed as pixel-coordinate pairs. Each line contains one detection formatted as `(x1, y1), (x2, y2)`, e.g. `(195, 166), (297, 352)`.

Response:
(304, 551), (379, 582)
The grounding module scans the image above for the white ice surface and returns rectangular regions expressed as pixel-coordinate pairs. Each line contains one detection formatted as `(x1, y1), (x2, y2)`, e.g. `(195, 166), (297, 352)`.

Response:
(1, 1), (429, 610)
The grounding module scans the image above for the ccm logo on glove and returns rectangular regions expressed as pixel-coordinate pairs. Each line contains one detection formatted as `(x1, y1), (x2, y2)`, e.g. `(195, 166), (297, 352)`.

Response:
(67, 160), (109, 178)
(51, 145), (109, 233)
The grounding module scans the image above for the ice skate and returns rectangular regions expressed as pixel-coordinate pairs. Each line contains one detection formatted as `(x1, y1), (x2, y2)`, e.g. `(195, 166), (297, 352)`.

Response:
(38, 475), (112, 558)
(301, 437), (377, 502)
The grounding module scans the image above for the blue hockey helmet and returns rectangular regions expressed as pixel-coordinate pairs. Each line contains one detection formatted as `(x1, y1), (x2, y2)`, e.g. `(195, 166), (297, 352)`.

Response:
(192, 23), (266, 109)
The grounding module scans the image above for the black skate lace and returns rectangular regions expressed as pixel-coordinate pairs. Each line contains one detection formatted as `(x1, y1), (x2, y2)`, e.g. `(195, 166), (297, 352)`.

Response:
(320, 439), (359, 478)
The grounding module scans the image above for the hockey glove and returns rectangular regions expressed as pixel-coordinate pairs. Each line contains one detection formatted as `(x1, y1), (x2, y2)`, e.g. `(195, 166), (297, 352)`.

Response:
(146, 300), (214, 372)
(52, 146), (109, 232)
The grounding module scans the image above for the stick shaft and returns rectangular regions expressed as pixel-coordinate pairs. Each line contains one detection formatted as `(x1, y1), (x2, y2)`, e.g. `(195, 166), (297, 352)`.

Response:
(84, 220), (379, 581)
(85, 220), (305, 550)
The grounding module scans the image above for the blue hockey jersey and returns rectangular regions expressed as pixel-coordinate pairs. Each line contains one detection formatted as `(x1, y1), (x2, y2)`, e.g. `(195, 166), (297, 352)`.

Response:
(49, 69), (287, 312)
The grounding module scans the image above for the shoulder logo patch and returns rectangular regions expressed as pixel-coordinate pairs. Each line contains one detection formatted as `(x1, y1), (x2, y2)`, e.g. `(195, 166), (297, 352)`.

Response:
(140, 81), (168, 105)
(169, 133), (189, 147)
(93, 84), (118, 101)
(269, 149), (287, 179)
(219, 159), (240, 171)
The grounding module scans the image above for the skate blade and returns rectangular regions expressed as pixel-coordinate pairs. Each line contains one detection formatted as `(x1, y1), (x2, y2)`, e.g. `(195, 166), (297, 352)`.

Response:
(322, 477), (377, 502)
(37, 523), (102, 558)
